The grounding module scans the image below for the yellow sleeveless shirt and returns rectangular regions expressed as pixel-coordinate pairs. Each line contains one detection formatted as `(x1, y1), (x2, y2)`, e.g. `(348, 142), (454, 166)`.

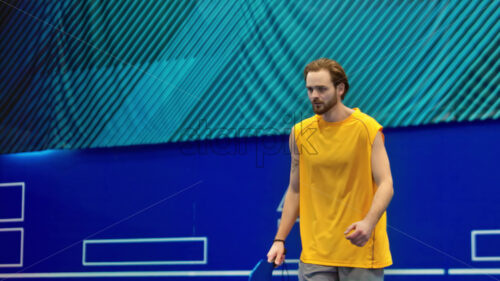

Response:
(294, 108), (392, 268)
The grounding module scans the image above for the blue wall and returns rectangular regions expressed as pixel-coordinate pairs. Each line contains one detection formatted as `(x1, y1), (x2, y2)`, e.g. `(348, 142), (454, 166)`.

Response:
(0, 120), (499, 280)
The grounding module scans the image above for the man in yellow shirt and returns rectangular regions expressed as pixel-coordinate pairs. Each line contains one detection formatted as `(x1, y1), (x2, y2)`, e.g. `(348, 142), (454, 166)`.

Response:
(267, 58), (394, 281)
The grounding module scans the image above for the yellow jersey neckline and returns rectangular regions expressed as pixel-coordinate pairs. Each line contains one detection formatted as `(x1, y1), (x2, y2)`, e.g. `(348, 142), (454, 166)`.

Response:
(315, 107), (360, 126)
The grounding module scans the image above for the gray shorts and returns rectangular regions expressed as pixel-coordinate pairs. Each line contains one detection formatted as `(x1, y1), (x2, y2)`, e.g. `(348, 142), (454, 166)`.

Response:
(298, 261), (384, 281)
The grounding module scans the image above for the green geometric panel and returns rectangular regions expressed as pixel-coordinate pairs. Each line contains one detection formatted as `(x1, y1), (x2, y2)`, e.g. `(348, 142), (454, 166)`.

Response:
(0, 0), (498, 154)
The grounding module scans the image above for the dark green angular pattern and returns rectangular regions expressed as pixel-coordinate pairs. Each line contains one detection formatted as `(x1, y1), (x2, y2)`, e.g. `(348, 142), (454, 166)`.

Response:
(0, 0), (498, 154)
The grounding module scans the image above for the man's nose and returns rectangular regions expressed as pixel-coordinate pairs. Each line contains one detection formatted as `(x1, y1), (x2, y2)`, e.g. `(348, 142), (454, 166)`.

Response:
(310, 89), (319, 98)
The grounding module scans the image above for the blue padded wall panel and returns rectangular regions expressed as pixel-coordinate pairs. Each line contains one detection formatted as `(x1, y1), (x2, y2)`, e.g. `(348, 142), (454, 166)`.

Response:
(0, 120), (499, 280)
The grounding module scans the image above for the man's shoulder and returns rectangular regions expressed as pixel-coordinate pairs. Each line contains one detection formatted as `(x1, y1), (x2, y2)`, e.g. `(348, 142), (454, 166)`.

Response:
(292, 115), (317, 133)
(354, 109), (384, 143)
(354, 109), (381, 126)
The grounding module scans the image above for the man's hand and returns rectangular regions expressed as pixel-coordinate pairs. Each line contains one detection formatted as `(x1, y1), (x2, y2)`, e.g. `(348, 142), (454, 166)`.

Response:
(344, 220), (375, 247)
(267, 241), (286, 267)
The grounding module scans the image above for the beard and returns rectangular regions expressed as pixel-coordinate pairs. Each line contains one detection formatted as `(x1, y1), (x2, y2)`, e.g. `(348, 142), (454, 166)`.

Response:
(311, 96), (337, 115)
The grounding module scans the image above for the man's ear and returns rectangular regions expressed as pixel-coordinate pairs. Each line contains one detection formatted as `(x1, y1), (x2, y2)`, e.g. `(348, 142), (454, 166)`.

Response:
(336, 83), (345, 98)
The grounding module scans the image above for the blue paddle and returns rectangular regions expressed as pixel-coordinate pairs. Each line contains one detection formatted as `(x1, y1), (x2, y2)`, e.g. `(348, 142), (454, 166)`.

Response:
(248, 259), (274, 281)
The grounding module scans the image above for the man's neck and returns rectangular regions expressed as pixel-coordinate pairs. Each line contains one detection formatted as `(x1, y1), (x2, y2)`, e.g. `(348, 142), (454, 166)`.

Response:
(321, 103), (355, 122)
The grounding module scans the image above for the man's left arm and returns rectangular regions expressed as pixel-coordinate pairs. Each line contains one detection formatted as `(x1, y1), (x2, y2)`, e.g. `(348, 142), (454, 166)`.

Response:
(345, 131), (394, 247)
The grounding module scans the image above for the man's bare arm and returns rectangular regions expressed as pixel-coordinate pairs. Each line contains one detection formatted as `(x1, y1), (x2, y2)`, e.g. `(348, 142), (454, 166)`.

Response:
(364, 131), (394, 225)
(267, 127), (300, 265)
(345, 131), (394, 247)
(274, 128), (300, 240)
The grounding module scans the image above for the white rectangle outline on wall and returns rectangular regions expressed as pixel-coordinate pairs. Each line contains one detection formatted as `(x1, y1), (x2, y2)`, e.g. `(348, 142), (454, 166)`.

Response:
(471, 229), (500, 261)
(0, 182), (25, 223)
(0, 227), (24, 267)
(82, 237), (207, 266)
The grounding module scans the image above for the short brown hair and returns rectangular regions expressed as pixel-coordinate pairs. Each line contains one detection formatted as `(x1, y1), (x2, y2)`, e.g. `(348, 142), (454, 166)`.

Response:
(303, 58), (350, 100)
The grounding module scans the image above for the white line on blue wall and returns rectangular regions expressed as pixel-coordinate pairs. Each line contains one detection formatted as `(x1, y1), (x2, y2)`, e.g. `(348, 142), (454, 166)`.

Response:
(385, 269), (445, 275)
(0, 271), (252, 278)
(2, 269), (496, 278)
(449, 268), (500, 275)
(0, 268), (499, 278)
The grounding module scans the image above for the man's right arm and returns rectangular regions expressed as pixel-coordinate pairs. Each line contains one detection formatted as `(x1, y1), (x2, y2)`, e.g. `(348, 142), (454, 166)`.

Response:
(266, 127), (300, 266)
